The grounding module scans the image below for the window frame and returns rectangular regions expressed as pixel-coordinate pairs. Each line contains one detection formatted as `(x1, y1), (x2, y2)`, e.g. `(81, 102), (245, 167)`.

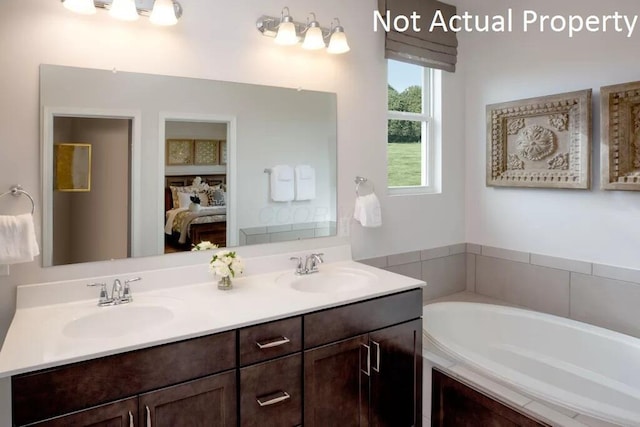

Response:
(386, 62), (441, 195)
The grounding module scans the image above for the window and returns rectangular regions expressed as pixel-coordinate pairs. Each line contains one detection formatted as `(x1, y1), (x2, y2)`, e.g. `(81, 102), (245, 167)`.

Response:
(387, 59), (440, 194)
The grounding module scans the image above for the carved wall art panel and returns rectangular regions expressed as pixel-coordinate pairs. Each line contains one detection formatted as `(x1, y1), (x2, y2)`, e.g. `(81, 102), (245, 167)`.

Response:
(486, 90), (592, 189)
(601, 81), (640, 190)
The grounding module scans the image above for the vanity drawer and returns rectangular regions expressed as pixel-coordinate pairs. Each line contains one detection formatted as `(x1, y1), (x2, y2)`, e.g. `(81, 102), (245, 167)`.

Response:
(240, 353), (302, 427)
(12, 330), (236, 426)
(239, 316), (302, 366)
(304, 288), (423, 349)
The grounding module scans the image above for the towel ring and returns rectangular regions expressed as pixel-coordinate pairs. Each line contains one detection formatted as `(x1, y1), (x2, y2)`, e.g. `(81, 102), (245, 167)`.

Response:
(355, 176), (374, 196)
(0, 186), (35, 214)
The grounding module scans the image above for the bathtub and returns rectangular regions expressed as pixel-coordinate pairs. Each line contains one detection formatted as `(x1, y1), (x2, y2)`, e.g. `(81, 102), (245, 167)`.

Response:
(423, 302), (640, 426)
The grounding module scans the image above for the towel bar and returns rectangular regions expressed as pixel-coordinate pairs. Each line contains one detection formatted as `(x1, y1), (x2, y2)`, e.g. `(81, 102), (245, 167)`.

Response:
(0, 186), (35, 214)
(355, 176), (374, 196)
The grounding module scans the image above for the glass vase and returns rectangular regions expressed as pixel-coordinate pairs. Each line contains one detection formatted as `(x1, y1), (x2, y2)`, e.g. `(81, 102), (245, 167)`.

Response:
(217, 275), (232, 290)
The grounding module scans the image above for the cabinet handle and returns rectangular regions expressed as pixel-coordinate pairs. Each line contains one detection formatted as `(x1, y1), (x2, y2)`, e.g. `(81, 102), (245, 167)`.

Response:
(256, 391), (291, 406)
(360, 343), (371, 376)
(146, 405), (152, 427)
(371, 340), (381, 373)
(128, 411), (134, 427)
(256, 336), (290, 349)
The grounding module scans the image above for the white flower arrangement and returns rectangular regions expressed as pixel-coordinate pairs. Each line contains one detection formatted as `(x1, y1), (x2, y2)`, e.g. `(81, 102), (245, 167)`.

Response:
(209, 250), (244, 278)
(191, 241), (218, 251)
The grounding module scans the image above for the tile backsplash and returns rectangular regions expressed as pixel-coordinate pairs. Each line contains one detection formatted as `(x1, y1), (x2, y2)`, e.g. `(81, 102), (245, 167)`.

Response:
(358, 243), (640, 339)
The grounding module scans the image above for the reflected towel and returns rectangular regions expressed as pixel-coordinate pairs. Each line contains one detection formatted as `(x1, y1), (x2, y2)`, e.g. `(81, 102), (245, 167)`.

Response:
(295, 165), (316, 201)
(354, 193), (382, 228)
(270, 165), (295, 202)
(0, 213), (40, 264)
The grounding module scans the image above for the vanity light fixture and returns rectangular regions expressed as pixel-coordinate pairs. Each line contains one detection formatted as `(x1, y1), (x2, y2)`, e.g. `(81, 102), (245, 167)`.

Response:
(60, 0), (183, 25)
(109, 0), (138, 21)
(62, 0), (96, 15)
(274, 7), (298, 45)
(256, 7), (350, 54)
(302, 13), (325, 50)
(327, 19), (350, 54)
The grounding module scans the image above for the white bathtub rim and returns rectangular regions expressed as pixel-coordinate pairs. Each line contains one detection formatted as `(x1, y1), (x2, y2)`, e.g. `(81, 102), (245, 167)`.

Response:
(423, 302), (640, 427)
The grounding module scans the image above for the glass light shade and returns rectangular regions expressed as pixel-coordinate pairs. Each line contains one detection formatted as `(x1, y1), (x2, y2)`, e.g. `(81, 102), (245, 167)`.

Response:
(302, 26), (325, 50)
(275, 21), (298, 45)
(327, 30), (350, 54)
(109, 0), (139, 21)
(150, 0), (177, 26)
(63, 0), (96, 15)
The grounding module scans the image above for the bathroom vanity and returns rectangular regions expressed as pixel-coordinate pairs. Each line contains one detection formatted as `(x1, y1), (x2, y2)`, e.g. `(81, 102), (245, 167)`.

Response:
(0, 255), (424, 426)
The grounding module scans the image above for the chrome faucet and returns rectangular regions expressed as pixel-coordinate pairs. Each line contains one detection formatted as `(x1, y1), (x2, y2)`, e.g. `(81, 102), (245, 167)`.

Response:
(112, 279), (123, 303)
(290, 253), (324, 275)
(87, 277), (141, 306)
(305, 253), (324, 273)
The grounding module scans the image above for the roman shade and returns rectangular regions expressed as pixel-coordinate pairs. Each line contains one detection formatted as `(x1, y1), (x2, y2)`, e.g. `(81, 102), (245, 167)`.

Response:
(378, 0), (458, 72)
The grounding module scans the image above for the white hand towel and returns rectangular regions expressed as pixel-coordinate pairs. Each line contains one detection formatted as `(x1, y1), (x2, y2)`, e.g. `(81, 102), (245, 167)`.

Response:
(270, 165), (294, 202)
(295, 165), (316, 201)
(353, 193), (382, 228)
(0, 213), (40, 264)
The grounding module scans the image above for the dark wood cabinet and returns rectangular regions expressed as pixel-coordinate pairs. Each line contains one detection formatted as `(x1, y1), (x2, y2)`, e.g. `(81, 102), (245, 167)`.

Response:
(369, 319), (422, 427)
(304, 290), (423, 427)
(304, 335), (370, 426)
(432, 368), (549, 427)
(27, 397), (137, 427)
(13, 288), (423, 427)
(240, 353), (302, 427)
(139, 371), (237, 427)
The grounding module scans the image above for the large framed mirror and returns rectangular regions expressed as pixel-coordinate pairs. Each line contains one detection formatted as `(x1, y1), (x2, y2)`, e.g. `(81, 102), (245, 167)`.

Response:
(41, 64), (337, 267)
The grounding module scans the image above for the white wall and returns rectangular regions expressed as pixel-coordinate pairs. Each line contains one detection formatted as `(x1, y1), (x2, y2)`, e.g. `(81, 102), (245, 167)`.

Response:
(0, 0), (465, 349)
(461, 0), (640, 269)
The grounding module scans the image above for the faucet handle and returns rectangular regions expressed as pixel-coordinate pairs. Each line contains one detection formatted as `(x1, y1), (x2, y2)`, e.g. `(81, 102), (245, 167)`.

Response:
(122, 277), (141, 302)
(308, 253), (324, 271)
(87, 282), (111, 306)
(290, 256), (304, 274)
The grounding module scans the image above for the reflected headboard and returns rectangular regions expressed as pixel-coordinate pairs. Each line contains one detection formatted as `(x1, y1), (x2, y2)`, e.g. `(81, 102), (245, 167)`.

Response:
(164, 174), (226, 211)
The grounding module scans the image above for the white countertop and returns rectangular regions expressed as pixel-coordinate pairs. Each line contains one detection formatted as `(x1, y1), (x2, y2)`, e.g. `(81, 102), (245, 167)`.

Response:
(0, 251), (425, 377)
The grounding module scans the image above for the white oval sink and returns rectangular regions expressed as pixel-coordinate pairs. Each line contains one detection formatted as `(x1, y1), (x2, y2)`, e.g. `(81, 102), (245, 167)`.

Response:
(276, 267), (378, 293)
(63, 305), (174, 339)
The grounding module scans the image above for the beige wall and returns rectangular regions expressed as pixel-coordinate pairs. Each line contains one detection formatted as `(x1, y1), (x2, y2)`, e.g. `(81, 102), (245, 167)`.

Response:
(53, 117), (130, 265)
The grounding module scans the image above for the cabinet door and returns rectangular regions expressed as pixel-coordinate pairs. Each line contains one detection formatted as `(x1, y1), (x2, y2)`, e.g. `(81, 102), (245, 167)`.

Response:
(139, 371), (236, 427)
(369, 319), (423, 427)
(304, 334), (370, 427)
(26, 397), (137, 427)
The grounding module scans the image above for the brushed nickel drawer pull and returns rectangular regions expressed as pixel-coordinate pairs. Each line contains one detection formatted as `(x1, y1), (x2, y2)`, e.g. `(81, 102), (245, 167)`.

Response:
(256, 336), (290, 349)
(146, 405), (152, 427)
(371, 340), (381, 373)
(361, 343), (371, 376)
(129, 411), (134, 427)
(256, 391), (291, 407)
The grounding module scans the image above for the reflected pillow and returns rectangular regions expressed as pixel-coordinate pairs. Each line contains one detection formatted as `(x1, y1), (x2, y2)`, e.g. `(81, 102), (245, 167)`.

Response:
(208, 189), (226, 206)
(170, 185), (192, 207)
(178, 191), (193, 209)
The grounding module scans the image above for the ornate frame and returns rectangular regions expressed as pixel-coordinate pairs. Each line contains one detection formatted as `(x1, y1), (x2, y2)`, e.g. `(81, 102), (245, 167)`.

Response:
(601, 81), (640, 190)
(486, 90), (592, 189)
(166, 139), (194, 165)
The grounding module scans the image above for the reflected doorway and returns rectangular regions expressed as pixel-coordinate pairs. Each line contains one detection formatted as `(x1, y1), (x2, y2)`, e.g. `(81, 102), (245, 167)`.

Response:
(52, 116), (132, 266)
(163, 120), (229, 253)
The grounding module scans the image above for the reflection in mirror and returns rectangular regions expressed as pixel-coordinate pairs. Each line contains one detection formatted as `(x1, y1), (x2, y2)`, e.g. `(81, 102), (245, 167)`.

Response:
(52, 117), (131, 266)
(40, 64), (337, 267)
(163, 120), (229, 254)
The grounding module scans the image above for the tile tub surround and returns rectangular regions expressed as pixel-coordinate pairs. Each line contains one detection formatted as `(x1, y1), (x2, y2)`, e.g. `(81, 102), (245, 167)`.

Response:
(358, 243), (640, 339)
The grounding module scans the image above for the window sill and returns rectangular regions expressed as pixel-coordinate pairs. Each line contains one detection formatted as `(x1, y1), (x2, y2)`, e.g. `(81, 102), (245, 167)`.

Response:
(387, 186), (441, 196)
